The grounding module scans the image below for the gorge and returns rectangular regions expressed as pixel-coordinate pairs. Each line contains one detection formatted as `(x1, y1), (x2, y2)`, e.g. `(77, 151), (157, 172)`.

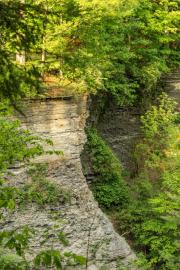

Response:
(1, 70), (179, 269)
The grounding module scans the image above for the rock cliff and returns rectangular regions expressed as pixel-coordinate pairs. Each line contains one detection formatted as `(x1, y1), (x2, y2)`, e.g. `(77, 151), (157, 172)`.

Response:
(3, 95), (135, 270)
(4, 70), (179, 269)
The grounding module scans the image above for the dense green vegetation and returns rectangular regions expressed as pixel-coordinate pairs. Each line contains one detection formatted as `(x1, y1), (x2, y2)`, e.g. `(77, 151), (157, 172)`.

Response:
(85, 129), (130, 208)
(18, 164), (70, 207)
(31, 0), (179, 104)
(1, 0), (179, 103)
(129, 94), (180, 270)
(86, 94), (180, 270)
(0, 0), (179, 269)
(0, 0), (44, 103)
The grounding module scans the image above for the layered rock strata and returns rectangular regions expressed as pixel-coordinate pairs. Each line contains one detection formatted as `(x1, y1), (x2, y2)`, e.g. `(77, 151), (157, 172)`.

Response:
(3, 95), (135, 270)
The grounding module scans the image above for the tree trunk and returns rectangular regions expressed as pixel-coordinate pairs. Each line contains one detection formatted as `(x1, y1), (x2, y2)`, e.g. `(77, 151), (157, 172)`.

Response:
(16, 0), (25, 65)
(16, 51), (26, 65)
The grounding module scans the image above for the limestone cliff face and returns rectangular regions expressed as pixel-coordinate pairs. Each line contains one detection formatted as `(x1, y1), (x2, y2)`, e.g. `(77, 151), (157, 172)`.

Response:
(4, 95), (135, 270)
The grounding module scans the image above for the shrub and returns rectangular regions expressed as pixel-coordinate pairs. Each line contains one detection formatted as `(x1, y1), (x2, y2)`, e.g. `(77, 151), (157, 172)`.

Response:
(18, 164), (70, 207)
(126, 94), (180, 270)
(85, 129), (130, 208)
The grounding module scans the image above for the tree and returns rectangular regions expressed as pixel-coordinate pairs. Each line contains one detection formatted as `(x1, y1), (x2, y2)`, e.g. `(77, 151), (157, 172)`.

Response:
(132, 94), (180, 270)
(0, 0), (44, 103)
(31, 0), (179, 104)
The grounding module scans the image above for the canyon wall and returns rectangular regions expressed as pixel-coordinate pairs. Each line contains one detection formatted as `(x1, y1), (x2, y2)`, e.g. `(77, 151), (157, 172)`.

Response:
(2, 95), (135, 270)
(84, 69), (180, 177)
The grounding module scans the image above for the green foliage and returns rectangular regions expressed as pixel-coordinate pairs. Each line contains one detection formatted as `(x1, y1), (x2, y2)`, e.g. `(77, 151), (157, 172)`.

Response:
(135, 93), (178, 180)
(31, 0), (180, 104)
(18, 164), (70, 207)
(58, 232), (69, 247)
(0, 227), (34, 257)
(115, 94), (180, 270)
(34, 250), (86, 269)
(85, 128), (130, 208)
(0, 251), (27, 270)
(34, 250), (63, 269)
(0, 118), (44, 173)
(0, 0), (46, 102)
(150, 169), (180, 224)
(0, 116), (47, 218)
(63, 252), (86, 267)
(0, 226), (34, 270)
(1, 0), (179, 104)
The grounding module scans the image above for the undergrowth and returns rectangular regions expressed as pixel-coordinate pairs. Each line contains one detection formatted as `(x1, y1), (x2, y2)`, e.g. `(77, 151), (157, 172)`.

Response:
(85, 128), (130, 208)
(85, 94), (180, 270)
(18, 163), (70, 207)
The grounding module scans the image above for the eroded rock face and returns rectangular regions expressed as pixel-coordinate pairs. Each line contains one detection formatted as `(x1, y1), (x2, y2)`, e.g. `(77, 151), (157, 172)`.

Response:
(3, 95), (136, 269)
(97, 106), (141, 173)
